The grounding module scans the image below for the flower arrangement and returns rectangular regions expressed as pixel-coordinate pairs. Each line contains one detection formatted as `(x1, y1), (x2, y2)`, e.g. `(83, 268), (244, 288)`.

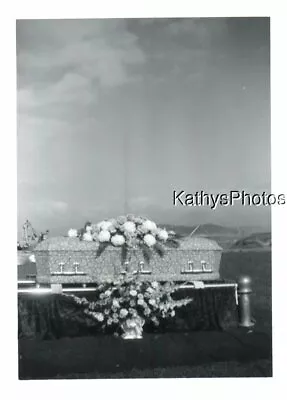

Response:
(64, 275), (192, 339)
(67, 215), (179, 263)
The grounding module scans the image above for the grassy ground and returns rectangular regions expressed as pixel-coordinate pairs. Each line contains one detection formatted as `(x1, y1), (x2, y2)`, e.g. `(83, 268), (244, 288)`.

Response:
(51, 359), (272, 379)
(19, 329), (272, 379)
(18, 250), (272, 379)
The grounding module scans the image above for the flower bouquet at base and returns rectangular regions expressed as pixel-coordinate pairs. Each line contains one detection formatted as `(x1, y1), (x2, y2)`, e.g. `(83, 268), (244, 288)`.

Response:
(64, 275), (193, 339)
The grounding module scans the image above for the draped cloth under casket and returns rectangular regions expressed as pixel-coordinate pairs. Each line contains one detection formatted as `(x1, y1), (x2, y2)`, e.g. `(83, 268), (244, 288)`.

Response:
(18, 284), (238, 340)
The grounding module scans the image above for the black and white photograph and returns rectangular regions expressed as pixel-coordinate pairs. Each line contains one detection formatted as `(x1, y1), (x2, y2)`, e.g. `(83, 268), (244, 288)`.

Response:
(16, 15), (275, 380)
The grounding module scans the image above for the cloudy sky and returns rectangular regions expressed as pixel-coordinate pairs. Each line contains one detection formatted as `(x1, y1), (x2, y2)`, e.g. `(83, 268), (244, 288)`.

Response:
(17, 18), (270, 235)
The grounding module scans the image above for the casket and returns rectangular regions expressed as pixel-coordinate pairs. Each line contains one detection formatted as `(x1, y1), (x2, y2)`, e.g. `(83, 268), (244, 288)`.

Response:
(34, 236), (222, 284)
(17, 251), (31, 266)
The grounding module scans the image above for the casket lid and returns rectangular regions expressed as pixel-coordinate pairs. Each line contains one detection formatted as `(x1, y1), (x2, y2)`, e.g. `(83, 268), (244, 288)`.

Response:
(179, 236), (222, 251)
(35, 235), (222, 252)
(34, 236), (99, 251)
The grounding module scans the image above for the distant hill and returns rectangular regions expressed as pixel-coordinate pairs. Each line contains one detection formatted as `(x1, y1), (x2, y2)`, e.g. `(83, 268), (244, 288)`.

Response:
(160, 224), (272, 250)
(161, 223), (239, 237)
(231, 232), (271, 250)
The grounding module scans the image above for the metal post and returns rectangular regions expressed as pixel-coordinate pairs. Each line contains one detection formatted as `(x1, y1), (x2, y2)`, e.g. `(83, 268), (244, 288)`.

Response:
(237, 275), (255, 328)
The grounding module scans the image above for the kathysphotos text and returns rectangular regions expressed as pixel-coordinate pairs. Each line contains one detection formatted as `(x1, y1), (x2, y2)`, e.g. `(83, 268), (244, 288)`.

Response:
(173, 190), (286, 210)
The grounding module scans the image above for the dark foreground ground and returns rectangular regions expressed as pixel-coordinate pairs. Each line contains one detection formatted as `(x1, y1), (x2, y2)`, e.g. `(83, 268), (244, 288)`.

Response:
(18, 250), (272, 379)
(19, 329), (272, 379)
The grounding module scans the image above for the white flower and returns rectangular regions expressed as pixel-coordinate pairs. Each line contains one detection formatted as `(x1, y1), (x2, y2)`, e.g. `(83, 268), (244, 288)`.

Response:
(142, 220), (157, 233)
(126, 214), (135, 221)
(170, 310), (175, 317)
(143, 234), (156, 247)
(104, 290), (112, 297)
(134, 216), (144, 225)
(151, 281), (159, 289)
(29, 254), (36, 263)
(98, 230), (111, 242)
(117, 216), (127, 224)
(130, 290), (137, 297)
(97, 220), (113, 231)
(83, 232), (93, 241)
(123, 221), (136, 234)
(86, 225), (92, 232)
(119, 308), (128, 318)
(149, 299), (156, 306)
(108, 225), (117, 233)
(112, 299), (120, 308)
(144, 308), (151, 316)
(152, 316), (159, 326)
(137, 299), (144, 306)
(68, 229), (78, 238)
(157, 229), (169, 241)
(111, 234), (125, 246)
(96, 313), (104, 322)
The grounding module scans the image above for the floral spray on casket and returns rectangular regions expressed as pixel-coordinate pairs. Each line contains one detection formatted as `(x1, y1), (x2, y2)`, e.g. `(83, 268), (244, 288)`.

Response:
(69, 214), (180, 264)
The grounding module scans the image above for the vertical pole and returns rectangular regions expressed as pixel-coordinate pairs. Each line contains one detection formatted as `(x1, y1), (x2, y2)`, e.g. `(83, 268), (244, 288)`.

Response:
(124, 129), (128, 215)
(237, 275), (255, 328)
(23, 221), (27, 245)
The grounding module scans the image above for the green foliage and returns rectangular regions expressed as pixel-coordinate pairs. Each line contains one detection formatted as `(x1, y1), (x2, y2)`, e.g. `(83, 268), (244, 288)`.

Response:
(154, 242), (165, 257)
(121, 243), (129, 265)
(96, 242), (110, 257)
(165, 238), (180, 248)
(138, 242), (152, 264)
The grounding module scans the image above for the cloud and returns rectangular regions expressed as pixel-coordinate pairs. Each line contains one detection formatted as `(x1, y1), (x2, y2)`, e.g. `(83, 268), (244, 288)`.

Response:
(17, 19), (147, 198)
(17, 20), (146, 90)
(165, 18), (228, 42)
(17, 19), (146, 125)
(131, 19), (229, 86)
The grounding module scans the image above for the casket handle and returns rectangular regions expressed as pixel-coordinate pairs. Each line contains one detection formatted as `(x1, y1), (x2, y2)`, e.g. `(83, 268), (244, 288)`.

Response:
(120, 261), (128, 275)
(51, 261), (86, 276)
(201, 261), (213, 272)
(181, 261), (194, 274)
(138, 261), (151, 275)
(120, 261), (138, 275)
(52, 262), (65, 275)
(181, 261), (213, 274)
(73, 262), (86, 275)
